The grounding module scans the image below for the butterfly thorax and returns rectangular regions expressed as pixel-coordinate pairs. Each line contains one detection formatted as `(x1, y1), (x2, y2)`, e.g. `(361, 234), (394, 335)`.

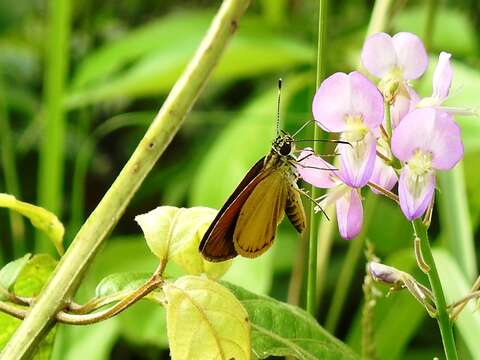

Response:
(264, 133), (295, 170)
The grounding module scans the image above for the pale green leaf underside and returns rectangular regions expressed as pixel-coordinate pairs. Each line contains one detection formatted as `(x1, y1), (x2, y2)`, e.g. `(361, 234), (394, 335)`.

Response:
(164, 276), (251, 360)
(0, 194), (64, 255)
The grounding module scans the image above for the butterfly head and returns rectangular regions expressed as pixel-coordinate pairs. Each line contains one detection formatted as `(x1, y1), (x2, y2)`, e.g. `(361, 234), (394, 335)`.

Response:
(273, 132), (295, 156)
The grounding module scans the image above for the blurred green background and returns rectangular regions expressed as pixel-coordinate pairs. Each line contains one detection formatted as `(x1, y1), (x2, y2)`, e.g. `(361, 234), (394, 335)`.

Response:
(0, 0), (479, 359)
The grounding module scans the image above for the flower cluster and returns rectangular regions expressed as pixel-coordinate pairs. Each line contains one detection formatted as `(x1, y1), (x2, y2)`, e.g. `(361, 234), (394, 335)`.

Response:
(297, 32), (470, 240)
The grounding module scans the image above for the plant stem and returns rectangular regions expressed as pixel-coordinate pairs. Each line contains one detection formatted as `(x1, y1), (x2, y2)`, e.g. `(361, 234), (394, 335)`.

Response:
(36, 0), (71, 253)
(307, 0), (328, 316)
(0, 1), (251, 358)
(412, 219), (458, 360)
(384, 100), (392, 139)
(315, 0), (394, 312)
(0, 69), (25, 257)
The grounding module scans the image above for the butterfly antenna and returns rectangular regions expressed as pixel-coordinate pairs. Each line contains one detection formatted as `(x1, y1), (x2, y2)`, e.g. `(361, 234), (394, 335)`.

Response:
(276, 78), (282, 136)
(292, 119), (315, 138)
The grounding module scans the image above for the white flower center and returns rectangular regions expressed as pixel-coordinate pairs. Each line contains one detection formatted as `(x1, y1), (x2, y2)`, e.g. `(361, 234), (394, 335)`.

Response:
(405, 149), (433, 198)
(407, 149), (432, 176)
(344, 115), (368, 142)
(379, 67), (403, 103)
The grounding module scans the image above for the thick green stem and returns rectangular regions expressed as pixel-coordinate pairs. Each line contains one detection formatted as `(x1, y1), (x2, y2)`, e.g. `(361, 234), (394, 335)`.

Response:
(0, 1), (250, 358)
(307, 0), (328, 316)
(36, 0), (71, 253)
(412, 219), (458, 360)
(0, 70), (25, 256)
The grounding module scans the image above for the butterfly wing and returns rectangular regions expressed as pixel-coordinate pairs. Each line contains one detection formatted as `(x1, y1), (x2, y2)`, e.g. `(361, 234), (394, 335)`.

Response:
(233, 169), (289, 258)
(199, 157), (270, 262)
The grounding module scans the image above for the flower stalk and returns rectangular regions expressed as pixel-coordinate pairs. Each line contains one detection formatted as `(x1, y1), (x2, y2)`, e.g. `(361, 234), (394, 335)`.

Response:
(1, 1), (251, 358)
(412, 219), (458, 360)
(307, 0), (328, 316)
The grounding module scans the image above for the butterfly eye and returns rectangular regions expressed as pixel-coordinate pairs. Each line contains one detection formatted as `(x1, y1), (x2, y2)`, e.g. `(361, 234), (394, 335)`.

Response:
(279, 141), (292, 156)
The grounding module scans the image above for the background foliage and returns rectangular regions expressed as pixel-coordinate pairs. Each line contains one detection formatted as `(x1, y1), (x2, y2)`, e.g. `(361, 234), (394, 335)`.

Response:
(0, 0), (479, 358)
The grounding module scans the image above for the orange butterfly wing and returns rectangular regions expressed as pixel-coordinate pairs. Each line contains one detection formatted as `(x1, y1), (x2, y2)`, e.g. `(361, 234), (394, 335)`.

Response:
(199, 157), (271, 262)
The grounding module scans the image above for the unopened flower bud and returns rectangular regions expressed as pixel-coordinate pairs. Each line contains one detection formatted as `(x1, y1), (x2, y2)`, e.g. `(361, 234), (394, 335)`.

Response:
(368, 261), (402, 284)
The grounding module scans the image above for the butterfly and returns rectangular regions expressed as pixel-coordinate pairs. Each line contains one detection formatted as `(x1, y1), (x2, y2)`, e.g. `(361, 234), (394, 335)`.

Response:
(199, 130), (307, 261)
(198, 80), (331, 262)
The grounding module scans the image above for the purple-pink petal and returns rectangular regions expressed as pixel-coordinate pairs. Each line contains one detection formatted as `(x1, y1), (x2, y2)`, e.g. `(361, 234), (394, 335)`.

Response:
(369, 157), (398, 194)
(349, 71), (384, 130)
(312, 72), (383, 133)
(392, 32), (428, 80)
(338, 131), (377, 188)
(391, 108), (463, 170)
(398, 167), (436, 220)
(390, 84), (419, 128)
(312, 73), (351, 132)
(336, 188), (363, 240)
(361, 32), (397, 78)
(432, 51), (453, 101)
(296, 149), (338, 189)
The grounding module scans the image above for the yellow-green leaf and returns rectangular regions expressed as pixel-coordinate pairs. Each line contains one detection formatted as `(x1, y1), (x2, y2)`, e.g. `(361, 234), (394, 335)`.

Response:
(135, 206), (231, 278)
(164, 275), (251, 360)
(0, 194), (65, 255)
(0, 254), (31, 299)
(0, 254), (58, 359)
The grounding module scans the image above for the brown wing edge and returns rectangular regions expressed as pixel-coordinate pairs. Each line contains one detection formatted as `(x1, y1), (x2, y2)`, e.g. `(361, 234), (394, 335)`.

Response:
(199, 157), (268, 262)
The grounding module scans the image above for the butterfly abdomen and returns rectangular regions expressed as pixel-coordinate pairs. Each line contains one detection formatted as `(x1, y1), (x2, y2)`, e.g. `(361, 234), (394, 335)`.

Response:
(285, 185), (306, 234)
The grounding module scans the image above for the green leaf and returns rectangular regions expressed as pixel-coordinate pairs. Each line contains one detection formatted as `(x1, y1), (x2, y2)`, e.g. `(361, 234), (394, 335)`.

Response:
(164, 276), (250, 360)
(71, 11), (212, 90)
(95, 272), (151, 298)
(66, 13), (313, 107)
(433, 249), (480, 359)
(0, 193), (65, 255)
(0, 253), (31, 298)
(13, 254), (57, 297)
(223, 282), (359, 359)
(0, 254), (58, 359)
(135, 206), (232, 278)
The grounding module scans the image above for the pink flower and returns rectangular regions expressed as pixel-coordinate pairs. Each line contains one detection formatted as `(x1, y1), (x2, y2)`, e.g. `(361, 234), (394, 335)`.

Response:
(416, 52), (477, 116)
(391, 85), (419, 128)
(312, 71), (383, 188)
(417, 52), (452, 109)
(361, 32), (428, 103)
(361, 32), (428, 81)
(369, 156), (398, 194)
(391, 108), (464, 220)
(296, 149), (363, 240)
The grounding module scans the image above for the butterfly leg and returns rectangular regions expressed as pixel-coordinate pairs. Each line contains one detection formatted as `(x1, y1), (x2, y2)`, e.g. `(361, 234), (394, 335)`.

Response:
(293, 186), (330, 220)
